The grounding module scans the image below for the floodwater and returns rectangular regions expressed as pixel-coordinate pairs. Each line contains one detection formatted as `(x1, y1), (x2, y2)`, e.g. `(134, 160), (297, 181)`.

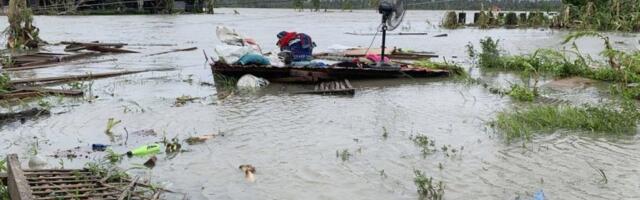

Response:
(1, 8), (640, 200)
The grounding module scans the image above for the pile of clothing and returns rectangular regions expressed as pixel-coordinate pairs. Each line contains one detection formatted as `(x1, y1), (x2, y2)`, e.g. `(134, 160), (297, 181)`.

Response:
(214, 26), (325, 68)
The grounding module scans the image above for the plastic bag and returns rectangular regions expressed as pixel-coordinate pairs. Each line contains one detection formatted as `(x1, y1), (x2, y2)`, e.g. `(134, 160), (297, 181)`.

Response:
(217, 26), (244, 46)
(237, 74), (269, 89)
(216, 26), (262, 53)
(214, 45), (255, 64)
(267, 54), (285, 67)
(237, 53), (270, 65)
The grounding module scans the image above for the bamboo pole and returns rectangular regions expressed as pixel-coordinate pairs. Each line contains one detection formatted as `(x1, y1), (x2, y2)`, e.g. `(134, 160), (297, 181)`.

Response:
(9, 68), (174, 85)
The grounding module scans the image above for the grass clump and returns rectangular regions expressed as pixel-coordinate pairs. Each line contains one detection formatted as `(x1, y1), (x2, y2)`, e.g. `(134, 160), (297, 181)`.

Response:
(414, 170), (444, 200)
(410, 135), (437, 157)
(475, 37), (503, 69)
(470, 34), (640, 97)
(0, 158), (7, 199)
(414, 59), (467, 77)
(441, 11), (460, 29)
(475, 10), (490, 29)
(553, 0), (640, 32)
(105, 118), (121, 135)
(336, 149), (351, 161)
(0, 73), (12, 94)
(507, 84), (537, 102)
(5, 0), (44, 49)
(495, 104), (640, 141)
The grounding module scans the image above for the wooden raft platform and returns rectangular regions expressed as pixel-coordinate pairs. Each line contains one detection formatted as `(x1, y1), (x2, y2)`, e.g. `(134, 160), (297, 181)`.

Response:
(211, 62), (450, 83)
(298, 79), (355, 95)
(2, 154), (147, 200)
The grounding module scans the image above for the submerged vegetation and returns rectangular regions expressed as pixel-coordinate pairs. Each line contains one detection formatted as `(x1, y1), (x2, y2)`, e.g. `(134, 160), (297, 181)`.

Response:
(495, 104), (640, 141)
(414, 170), (445, 200)
(336, 149), (352, 161)
(410, 135), (437, 157)
(5, 0), (44, 49)
(441, 11), (460, 29)
(414, 59), (467, 77)
(1, 158), (6, 199)
(507, 84), (537, 102)
(441, 0), (640, 32)
(469, 33), (640, 87)
(0, 73), (12, 95)
(552, 0), (640, 32)
(468, 32), (640, 140)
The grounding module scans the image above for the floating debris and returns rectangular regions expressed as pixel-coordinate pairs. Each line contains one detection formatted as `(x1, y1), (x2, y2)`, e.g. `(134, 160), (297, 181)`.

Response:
(146, 47), (198, 57)
(143, 156), (158, 168)
(0, 108), (50, 123)
(174, 95), (200, 107)
(239, 164), (256, 182)
(185, 134), (217, 145)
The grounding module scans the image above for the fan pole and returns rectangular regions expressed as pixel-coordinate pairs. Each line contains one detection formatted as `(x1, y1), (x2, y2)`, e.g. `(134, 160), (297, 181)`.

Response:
(380, 24), (387, 65)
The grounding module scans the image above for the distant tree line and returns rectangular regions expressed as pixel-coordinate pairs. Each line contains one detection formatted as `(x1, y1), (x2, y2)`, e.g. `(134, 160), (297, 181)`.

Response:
(214, 0), (563, 11)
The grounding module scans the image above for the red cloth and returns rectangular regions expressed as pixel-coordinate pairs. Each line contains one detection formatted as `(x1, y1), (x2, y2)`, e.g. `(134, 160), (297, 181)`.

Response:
(277, 32), (298, 48)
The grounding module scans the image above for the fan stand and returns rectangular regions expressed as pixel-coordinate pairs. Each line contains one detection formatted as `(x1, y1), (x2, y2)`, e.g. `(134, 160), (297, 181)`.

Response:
(378, 14), (390, 68)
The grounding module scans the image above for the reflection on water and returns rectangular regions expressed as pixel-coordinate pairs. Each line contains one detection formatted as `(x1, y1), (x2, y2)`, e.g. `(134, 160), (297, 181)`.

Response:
(0, 8), (639, 200)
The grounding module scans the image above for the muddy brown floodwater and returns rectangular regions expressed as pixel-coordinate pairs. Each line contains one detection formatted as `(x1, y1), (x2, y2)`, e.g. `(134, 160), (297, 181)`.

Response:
(1, 8), (639, 200)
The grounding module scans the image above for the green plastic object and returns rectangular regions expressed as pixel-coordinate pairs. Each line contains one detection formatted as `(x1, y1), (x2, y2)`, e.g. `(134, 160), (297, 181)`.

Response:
(127, 144), (161, 156)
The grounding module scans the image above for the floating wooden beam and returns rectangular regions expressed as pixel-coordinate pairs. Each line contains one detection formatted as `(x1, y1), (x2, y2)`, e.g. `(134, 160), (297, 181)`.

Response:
(86, 46), (139, 53)
(10, 68), (174, 85)
(0, 108), (50, 121)
(146, 47), (198, 57)
(7, 154), (34, 200)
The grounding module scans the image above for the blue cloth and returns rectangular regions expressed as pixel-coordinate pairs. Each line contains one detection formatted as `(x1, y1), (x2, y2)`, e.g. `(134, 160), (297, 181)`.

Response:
(237, 53), (270, 65)
(280, 33), (315, 62)
(291, 61), (327, 68)
(534, 190), (545, 200)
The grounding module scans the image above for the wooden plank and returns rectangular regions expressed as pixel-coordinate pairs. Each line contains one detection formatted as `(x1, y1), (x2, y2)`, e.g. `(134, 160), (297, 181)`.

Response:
(145, 47), (197, 57)
(344, 79), (353, 89)
(60, 41), (127, 47)
(6, 154), (33, 200)
(10, 68), (174, 85)
(32, 187), (112, 195)
(29, 178), (99, 185)
(30, 183), (98, 190)
(24, 169), (83, 172)
(0, 108), (50, 121)
(25, 171), (91, 176)
(86, 46), (139, 53)
(27, 175), (99, 180)
(34, 191), (121, 200)
(15, 52), (100, 68)
(12, 88), (84, 97)
(0, 91), (43, 100)
(117, 177), (139, 200)
(5, 58), (118, 72)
